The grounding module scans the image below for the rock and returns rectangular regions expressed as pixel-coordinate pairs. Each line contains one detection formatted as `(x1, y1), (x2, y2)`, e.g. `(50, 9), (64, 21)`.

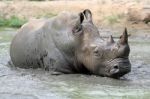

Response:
(127, 5), (150, 24)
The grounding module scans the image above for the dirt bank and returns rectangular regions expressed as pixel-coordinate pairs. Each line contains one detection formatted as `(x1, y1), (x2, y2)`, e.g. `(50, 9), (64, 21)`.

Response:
(0, 0), (150, 29)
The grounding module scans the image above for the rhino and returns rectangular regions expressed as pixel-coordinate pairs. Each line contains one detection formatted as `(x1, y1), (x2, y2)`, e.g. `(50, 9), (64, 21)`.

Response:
(10, 9), (131, 78)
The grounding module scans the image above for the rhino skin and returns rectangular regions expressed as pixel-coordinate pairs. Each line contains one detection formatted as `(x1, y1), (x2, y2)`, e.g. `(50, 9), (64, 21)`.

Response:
(10, 9), (131, 78)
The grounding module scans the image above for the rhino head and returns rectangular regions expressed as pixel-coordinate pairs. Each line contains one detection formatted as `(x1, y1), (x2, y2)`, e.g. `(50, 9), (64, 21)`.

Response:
(74, 9), (131, 78)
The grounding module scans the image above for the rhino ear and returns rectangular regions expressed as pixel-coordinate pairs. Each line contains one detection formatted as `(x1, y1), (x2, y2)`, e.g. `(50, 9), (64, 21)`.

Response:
(72, 13), (84, 35)
(120, 28), (128, 45)
(79, 12), (84, 24)
(83, 9), (93, 23)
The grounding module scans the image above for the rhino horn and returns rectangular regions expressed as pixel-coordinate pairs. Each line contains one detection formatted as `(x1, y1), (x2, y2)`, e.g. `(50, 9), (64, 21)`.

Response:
(108, 35), (114, 44)
(83, 9), (93, 23)
(120, 28), (128, 44)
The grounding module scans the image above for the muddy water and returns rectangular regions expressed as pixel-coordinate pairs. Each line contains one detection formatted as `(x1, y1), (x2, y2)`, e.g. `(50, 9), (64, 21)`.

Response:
(0, 28), (150, 99)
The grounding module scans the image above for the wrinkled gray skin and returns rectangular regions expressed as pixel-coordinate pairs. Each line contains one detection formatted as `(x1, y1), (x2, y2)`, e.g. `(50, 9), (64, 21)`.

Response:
(10, 9), (131, 78)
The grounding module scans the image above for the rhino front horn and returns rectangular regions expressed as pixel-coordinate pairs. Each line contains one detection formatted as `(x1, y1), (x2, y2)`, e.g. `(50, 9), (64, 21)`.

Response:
(120, 28), (128, 44)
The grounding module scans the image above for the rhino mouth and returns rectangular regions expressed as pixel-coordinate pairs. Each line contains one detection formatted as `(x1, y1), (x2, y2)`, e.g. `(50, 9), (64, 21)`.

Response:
(110, 71), (130, 79)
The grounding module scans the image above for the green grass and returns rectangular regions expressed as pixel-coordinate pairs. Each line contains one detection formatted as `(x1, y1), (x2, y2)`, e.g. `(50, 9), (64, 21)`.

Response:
(0, 16), (27, 28)
(104, 14), (124, 25)
(0, 13), (56, 28)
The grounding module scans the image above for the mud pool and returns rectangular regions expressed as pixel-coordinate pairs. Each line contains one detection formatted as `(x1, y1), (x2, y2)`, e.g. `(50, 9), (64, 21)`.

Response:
(0, 28), (150, 99)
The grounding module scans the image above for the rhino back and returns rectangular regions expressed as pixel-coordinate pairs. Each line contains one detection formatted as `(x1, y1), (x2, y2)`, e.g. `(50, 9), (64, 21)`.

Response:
(10, 19), (57, 68)
(10, 12), (79, 70)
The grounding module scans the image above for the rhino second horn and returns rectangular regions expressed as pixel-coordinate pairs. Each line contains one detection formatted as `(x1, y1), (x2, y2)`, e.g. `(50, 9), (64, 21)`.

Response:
(108, 35), (114, 44)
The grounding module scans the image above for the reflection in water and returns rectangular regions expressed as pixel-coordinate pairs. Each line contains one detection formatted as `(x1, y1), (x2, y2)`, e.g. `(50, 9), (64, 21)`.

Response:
(0, 28), (150, 99)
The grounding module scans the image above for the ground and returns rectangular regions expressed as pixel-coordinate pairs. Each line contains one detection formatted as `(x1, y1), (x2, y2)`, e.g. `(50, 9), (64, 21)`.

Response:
(0, 28), (150, 99)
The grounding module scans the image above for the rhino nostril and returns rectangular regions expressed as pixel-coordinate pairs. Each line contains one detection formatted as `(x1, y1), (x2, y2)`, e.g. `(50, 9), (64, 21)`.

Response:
(114, 65), (119, 69)
(110, 65), (119, 74)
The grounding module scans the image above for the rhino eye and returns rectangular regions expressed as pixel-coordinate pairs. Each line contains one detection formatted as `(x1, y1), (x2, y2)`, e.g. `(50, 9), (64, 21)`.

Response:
(93, 47), (100, 57)
(72, 25), (82, 34)
(93, 49), (99, 54)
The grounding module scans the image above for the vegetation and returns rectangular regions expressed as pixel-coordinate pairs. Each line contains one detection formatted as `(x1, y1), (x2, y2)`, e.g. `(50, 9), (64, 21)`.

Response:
(0, 16), (27, 28)
(104, 14), (124, 25)
(0, 12), (56, 28)
(29, 0), (45, 1)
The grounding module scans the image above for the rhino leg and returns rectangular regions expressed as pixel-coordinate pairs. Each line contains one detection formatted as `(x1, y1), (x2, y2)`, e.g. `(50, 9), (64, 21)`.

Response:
(41, 51), (74, 74)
